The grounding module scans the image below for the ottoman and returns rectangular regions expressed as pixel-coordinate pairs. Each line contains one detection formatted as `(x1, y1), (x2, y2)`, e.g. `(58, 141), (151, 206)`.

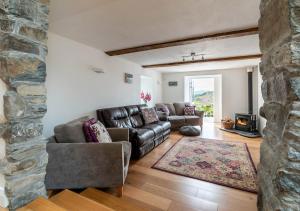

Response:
(179, 126), (201, 136)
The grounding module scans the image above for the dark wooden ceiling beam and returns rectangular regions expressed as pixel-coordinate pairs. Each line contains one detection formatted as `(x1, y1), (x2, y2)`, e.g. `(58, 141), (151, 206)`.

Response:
(142, 54), (262, 68)
(105, 27), (259, 56)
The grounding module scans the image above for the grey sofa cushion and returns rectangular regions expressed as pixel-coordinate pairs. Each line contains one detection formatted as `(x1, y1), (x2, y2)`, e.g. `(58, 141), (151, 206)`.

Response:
(156, 103), (170, 116)
(167, 115), (186, 129)
(185, 116), (201, 125)
(168, 115), (186, 123)
(173, 102), (191, 116)
(54, 116), (90, 143)
(165, 103), (176, 115)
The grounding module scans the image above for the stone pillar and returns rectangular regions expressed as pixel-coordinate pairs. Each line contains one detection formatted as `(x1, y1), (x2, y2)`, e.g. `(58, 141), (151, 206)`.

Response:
(258, 0), (300, 210)
(0, 0), (49, 210)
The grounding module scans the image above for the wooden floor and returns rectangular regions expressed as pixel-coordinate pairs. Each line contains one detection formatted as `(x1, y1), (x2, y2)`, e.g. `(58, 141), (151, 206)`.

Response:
(127, 123), (261, 211)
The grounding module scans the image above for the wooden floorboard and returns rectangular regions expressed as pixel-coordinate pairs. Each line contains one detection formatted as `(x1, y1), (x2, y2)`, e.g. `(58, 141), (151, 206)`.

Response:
(124, 184), (172, 210)
(81, 188), (147, 211)
(50, 190), (114, 211)
(17, 197), (67, 211)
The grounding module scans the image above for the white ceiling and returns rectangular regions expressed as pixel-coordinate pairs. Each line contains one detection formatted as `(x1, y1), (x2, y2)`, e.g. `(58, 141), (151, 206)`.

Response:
(49, 0), (261, 72)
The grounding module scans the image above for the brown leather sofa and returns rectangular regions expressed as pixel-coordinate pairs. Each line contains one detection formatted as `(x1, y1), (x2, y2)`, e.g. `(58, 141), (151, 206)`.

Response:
(156, 102), (204, 130)
(97, 105), (171, 159)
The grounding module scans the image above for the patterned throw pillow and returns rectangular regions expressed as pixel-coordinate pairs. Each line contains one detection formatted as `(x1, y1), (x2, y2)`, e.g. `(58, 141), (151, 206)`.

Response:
(83, 118), (112, 143)
(184, 106), (196, 116)
(141, 108), (159, 124)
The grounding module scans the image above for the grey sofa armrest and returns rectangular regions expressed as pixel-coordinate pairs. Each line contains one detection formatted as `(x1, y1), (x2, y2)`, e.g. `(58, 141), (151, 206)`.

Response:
(195, 110), (204, 118)
(107, 128), (129, 142)
(195, 110), (204, 128)
(156, 111), (168, 121)
(45, 142), (127, 190)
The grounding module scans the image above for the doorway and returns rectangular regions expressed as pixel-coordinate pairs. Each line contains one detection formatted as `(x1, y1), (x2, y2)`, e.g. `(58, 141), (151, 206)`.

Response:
(184, 75), (222, 123)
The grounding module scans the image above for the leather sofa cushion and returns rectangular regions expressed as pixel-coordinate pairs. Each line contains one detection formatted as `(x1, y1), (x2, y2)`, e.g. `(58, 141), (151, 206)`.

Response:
(173, 102), (191, 116)
(130, 128), (155, 146)
(156, 121), (171, 131)
(102, 107), (133, 128)
(125, 105), (144, 128)
(142, 124), (164, 136)
(185, 116), (201, 125)
(54, 116), (90, 143)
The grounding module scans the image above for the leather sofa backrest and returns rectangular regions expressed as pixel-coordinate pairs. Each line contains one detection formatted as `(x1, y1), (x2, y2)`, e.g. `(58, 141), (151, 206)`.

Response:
(125, 105), (144, 128)
(173, 102), (191, 116)
(101, 107), (133, 128)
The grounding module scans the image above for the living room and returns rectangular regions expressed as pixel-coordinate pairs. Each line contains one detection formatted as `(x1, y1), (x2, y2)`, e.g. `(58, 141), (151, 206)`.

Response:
(0, 0), (299, 211)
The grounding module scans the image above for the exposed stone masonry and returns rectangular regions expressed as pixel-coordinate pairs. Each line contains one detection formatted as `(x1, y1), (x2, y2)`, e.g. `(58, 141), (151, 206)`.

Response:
(258, 0), (300, 210)
(0, 0), (49, 210)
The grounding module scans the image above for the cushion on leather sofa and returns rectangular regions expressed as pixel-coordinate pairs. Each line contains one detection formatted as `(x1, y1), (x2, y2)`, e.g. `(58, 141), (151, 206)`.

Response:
(54, 116), (90, 143)
(130, 128), (155, 146)
(125, 105), (144, 128)
(185, 116), (201, 125)
(102, 107), (133, 128)
(173, 102), (191, 116)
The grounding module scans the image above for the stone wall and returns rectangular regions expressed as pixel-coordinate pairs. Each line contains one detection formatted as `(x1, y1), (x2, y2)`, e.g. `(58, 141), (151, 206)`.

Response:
(0, 0), (49, 210)
(258, 0), (300, 210)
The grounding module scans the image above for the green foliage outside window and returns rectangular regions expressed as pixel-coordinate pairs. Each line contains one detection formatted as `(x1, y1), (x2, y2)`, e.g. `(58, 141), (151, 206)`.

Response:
(192, 91), (214, 117)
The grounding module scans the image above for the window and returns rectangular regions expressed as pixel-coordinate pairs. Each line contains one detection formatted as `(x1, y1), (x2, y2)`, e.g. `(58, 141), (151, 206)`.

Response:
(185, 75), (222, 123)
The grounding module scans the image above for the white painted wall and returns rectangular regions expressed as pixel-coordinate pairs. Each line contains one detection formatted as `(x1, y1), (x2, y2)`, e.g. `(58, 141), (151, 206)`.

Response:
(257, 66), (266, 133)
(43, 33), (162, 137)
(162, 67), (259, 120)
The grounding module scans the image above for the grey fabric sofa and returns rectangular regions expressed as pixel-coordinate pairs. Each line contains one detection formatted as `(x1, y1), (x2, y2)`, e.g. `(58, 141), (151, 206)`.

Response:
(156, 102), (204, 131)
(45, 116), (131, 196)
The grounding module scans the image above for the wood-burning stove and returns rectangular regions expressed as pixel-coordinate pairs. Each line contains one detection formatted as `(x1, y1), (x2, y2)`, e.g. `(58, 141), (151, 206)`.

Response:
(235, 113), (257, 132)
(233, 69), (258, 133)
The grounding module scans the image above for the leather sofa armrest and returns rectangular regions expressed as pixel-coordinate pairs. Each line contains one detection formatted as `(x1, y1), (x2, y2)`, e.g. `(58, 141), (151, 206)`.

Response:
(46, 142), (125, 190)
(107, 128), (129, 142)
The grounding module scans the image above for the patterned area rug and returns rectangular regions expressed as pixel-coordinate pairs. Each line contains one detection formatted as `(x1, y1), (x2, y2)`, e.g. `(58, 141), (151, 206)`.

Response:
(153, 137), (257, 193)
